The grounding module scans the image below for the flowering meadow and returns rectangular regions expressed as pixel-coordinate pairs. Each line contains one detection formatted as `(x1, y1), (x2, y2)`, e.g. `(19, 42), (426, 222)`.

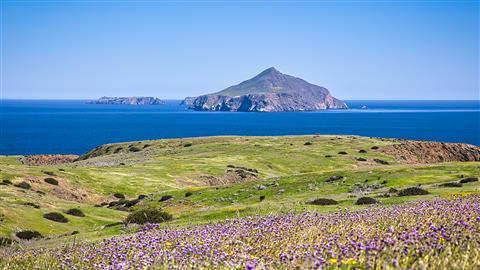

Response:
(2, 195), (480, 269)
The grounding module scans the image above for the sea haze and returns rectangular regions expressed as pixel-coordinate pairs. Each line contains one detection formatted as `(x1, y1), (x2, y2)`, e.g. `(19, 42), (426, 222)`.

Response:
(1, 100), (479, 155)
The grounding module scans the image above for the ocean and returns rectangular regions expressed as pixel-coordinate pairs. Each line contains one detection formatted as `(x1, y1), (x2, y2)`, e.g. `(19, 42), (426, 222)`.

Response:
(0, 100), (479, 155)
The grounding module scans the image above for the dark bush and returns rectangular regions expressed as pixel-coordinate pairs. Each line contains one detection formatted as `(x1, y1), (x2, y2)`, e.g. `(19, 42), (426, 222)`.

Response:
(36, 190), (46, 195)
(2, 179), (12, 185)
(185, 192), (193, 197)
(0, 237), (14, 246)
(124, 199), (140, 208)
(65, 208), (85, 217)
(371, 146), (379, 150)
(114, 147), (123, 153)
(143, 144), (151, 149)
(183, 143), (193, 147)
(44, 178), (59, 185)
(338, 151), (348, 155)
(358, 149), (367, 153)
(113, 193), (125, 199)
(43, 171), (56, 176)
(159, 195), (173, 202)
(356, 157), (367, 162)
(326, 175), (344, 182)
(71, 231), (79, 235)
(129, 146), (141, 152)
(259, 195), (265, 201)
(459, 177), (478, 184)
(373, 159), (389, 165)
(14, 181), (31, 190)
(388, 188), (398, 193)
(138, 194), (148, 200)
(304, 142), (312, 145)
(439, 182), (462, 188)
(356, 197), (378, 205)
(58, 168), (65, 171)
(308, 198), (338, 205)
(15, 230), (42, 240)
(125, 208), (172, 225)
(324, 155), (332, 158)
(23, 202), (40, 209)
(43, 212), (69, 223)
(398, 187), (429, 196)
(381, 180), (388, 185)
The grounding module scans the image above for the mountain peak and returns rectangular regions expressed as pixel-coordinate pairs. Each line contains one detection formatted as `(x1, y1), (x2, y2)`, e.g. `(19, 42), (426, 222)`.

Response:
(256, 67), (282, 77)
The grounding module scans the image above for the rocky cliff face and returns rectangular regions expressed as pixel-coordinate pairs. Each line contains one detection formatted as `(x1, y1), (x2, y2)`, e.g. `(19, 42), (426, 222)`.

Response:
(182, 67), (347, 112)
(87, 97), (164, 105)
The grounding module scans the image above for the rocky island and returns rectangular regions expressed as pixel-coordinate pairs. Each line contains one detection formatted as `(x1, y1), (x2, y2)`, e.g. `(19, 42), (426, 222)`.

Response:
(182, 67), (347, 112)
(87, 96), (165, 105)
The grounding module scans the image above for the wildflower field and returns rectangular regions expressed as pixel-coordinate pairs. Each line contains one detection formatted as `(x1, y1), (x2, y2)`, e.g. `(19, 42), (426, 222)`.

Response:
(3, 195), (479, 269)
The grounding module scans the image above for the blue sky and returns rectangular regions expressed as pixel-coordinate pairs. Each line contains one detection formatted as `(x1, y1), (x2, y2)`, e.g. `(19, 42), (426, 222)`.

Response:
(1, 1), (478, 100)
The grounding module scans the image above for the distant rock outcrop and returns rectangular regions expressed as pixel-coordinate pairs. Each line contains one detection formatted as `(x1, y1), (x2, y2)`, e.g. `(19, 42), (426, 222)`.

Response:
(182, 67), (347, 112)
(87, 97), (165, 105)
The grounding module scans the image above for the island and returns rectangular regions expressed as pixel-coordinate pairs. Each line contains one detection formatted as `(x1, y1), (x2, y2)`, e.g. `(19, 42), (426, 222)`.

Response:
(87, 96), (165, 105)
(181, 67), (347, 112)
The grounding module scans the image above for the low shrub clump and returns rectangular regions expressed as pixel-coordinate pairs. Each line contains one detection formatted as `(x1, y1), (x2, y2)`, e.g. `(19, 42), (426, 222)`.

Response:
(183, 143), (193, 147)
(356, 197), (378, 205)
(113, 193), (125, 199)
(439, 182), (462, 188)
(43, 212), (69, 223)
(0, 237), (14, 246)
(65, 208), (85, 217)
(459, 177), (478, 184)
(338, 151), (348, 155)
(15, 230), (42, 240)
(14, 181), (31, 190)
(1, 179), (12, 185)
(185, 192), (193, 197)
(23, 202), (40, 208)
(398, 187), (429, 196)
(125, 208), (172, 225)
(373, 159), (389, 165)
(304, 142), (312, 145)
(44, 177), (59, 185)
(159, 195), (173, 202)
(308, 198), (338, 205)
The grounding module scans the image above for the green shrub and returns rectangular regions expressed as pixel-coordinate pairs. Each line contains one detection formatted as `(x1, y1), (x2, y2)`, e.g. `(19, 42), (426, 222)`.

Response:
(338, 151), (348, 155)
(14, 181), (31, 190)
(44, 178), (59, 185)
(356, 157), (367, 162)
(398, 187), (429, 196)
(439, 182), (462, 188)
(185, 192), (193, 197)
(129, 146), (141, 152)
(371, 146), (379, 150)
(15, 230), (42, 240)
(43, 212), (69, 223)
(308, 198), (338, 206)
(65, 208), (85, 217)
(373, 159), (389, 165)
(459, 177), (478, 184)
(113, 193), (125, 199)
(304, 142), (312, 145)
(259, 195), (265, 201)
(2, 179), (12, 185)
(356, 197), (378, 205)
(125, 208), (172, 225)
(23, 202), (40, 209)
(0, 237), (14, 246)
(183, 143), (193, 147)
(159, 195), (173, 202)
(43, 171), (56, 176)
(358, 149), (367, 153)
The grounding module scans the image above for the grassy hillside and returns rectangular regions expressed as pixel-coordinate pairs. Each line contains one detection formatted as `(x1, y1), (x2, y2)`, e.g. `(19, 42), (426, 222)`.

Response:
(0, 135), (478, 246)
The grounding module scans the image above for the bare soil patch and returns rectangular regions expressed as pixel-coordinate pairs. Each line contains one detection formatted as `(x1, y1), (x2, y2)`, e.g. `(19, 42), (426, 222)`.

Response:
(381, 141), (480, 164)
(19, 155), (79, 166)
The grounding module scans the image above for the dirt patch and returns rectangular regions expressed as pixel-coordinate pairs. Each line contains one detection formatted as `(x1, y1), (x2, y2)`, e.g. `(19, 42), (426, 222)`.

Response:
(19, 155), (79, 166)
(381, 141), (480, 164)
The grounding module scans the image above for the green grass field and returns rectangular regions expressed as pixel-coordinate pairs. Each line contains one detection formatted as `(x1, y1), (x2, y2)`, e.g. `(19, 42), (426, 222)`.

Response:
(0, 135), (478, 247)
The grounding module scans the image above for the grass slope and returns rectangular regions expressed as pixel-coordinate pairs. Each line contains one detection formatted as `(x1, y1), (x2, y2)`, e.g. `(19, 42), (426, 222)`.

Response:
(0, 135), (478, 245)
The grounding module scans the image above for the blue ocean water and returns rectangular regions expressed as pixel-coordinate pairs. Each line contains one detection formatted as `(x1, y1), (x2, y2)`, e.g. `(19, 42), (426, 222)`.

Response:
(0, 100), (479, 155)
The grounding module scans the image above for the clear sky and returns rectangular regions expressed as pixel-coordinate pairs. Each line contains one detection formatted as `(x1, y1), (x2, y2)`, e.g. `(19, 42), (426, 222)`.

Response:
(1, 1), (478, 100)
